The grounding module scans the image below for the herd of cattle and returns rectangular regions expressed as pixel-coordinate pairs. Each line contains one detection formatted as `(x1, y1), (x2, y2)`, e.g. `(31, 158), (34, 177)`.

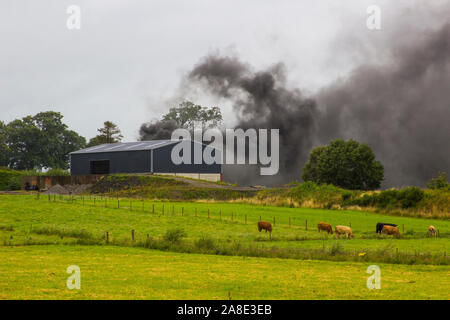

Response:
(257, 221), (437, 238)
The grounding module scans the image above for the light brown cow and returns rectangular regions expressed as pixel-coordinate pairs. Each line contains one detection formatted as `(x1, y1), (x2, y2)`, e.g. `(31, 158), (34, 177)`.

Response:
(318, 222), (333, 234)
(257, 221), (272, 233)
(381, 225), (400, 237)
(427, 225), (437, 237)
(335, 225), (354, 238)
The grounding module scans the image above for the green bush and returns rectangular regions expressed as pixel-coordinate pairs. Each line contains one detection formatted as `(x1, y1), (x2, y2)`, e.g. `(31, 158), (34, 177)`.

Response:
(45, 168), (70, 176)
(398, 187), (424, 208)
(426, 172), (449, 190)
(0, 168), (23, 191)
(195, 236), (216, 251)
(351, 187), (424, 209)
(163, 228), (187, 243)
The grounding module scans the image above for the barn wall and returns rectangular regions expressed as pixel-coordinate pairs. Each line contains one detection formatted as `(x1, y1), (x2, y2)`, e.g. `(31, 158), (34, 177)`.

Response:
(70, 150), (151, 175)
(153, 142), (222, 174)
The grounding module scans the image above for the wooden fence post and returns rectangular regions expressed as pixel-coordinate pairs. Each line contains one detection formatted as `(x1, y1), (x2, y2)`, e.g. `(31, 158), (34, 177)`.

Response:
(131, 230), (135, 242)
(48, 194), (51, 202)
(118, 199), (120, 209)
(106, 231), (109, 243)
(162, 204), (164, 215)
(305, 219), (308, 230)
(219, 210), (222, 220)
(130, 200), (132, 211)
(152, 204), (155, 214)
(208, 209), (210, 219)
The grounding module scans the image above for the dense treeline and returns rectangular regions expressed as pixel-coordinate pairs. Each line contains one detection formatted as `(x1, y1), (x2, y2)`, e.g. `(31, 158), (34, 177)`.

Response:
(0, 112), (125, 171)
(0, 111), (86, 170)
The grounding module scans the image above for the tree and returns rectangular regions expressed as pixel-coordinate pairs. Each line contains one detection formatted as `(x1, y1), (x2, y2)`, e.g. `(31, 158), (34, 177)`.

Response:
(87, 121), (123, 147)
(302, 139), (384, 190)
(426, 172), (449, 190)
(162, 101), (222, 129)
(0, 121), (9, 167)
(5, 111), (86, 170)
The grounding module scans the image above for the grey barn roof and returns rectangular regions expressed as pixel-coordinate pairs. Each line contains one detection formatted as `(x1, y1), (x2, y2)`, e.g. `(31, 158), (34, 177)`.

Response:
(70, 140), (179, 154)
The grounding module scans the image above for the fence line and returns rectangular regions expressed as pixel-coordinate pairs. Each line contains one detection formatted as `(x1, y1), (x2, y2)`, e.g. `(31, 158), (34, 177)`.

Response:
(34, 194), (318, 230)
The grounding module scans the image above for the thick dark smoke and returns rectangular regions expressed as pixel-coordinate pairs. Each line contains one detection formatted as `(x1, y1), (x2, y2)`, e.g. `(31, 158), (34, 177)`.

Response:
(139, 119), (180, 140)
(317, 23), (450, 187)
(140, 22), (450, 187)
(188, 57), (319, 185)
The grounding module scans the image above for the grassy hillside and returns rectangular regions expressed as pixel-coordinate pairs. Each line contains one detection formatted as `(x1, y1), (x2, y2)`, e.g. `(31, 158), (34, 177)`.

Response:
(87, 176), (450, 219)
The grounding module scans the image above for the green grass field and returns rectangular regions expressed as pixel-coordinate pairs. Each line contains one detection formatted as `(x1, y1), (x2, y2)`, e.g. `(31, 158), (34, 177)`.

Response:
(1, 245), (449, 300)
(1, 195), (449, 254)
(1, 194), (449, 299)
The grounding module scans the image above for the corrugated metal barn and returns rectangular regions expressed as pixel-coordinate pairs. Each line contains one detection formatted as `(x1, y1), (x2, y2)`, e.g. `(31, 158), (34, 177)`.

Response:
(69, 140), (222, 181)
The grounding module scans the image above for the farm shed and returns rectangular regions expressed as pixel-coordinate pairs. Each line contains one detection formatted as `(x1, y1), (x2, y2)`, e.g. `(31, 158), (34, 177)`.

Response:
(69, 140), (222, 181)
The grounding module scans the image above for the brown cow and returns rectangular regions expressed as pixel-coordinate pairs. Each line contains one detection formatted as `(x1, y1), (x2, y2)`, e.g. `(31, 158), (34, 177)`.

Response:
(381, 225), (400, 237)
(427, 225), (437, 237)
(335, 225), (354, 238)
(318, 222), (333, 234)
(257, 221), (272, 233)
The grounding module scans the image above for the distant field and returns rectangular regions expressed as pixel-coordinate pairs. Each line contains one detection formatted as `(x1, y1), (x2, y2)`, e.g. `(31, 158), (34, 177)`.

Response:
(1, 195), (449, 257)
(0, 245), (449, 300)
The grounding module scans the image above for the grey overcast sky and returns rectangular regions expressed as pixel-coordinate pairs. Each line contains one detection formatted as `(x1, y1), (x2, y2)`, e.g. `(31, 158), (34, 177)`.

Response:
(0, 0), (447, 141)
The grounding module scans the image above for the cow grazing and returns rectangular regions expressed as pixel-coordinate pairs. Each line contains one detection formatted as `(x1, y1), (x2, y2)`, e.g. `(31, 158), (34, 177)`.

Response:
(257, 221), (272, 233)
(381, 225), (400, 236)
(335, 225), (354, 239)
(318, 222), (333, 234)
(428, 225), (437, 237)
(376, 223), (398, 234)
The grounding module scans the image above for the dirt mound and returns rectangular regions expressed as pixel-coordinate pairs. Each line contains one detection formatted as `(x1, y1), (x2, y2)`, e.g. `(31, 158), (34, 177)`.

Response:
(43, 184), (69, 195)
(43, 184), (92, 195)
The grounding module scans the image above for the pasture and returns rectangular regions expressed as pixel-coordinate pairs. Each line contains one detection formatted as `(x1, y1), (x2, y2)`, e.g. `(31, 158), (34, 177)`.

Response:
(0, 194), (449, 299)
(1, 195), (449, 256)
(0, 245), (449, 300)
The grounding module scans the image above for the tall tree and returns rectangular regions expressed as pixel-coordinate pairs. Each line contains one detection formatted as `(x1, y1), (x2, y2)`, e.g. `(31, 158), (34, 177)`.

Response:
(0, 121), (9, 167)
(87, 121), (123, 147)
(302, 139), (384, 190)
(5, 111), (86, 170)
(162, 101), (223, 129)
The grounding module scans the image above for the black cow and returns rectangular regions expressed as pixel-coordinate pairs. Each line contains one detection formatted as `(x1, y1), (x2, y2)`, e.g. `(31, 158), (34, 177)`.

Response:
(376, 223), (398, 234)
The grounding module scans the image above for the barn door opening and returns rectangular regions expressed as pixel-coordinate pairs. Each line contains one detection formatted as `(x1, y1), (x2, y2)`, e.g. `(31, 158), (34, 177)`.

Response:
(90, 160), (110, 174)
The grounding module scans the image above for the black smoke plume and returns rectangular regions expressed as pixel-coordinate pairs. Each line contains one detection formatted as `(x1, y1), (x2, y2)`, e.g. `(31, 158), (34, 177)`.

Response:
(317, 23), (450, 187)
(139, 119), (180, 141)
(141, 23), (450, 187)
(188, 57), (319, 185)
